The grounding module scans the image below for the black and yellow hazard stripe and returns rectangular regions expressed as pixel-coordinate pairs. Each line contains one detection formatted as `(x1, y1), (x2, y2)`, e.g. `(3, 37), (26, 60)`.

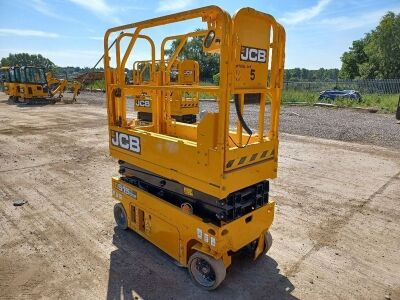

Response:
(225, 149), (275, 169)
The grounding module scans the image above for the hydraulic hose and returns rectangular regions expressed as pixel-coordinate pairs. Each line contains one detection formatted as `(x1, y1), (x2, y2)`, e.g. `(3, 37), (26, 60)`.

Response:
(234, 94), (252, 135)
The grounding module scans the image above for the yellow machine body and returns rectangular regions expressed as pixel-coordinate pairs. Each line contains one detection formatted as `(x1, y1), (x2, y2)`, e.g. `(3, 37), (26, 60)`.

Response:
(3, 66), (80, 103)
(112, 176), (275, 268)
(105, 5), (285, 289)
(19, 66), (49, 100)
(14, 67), (81, 103)
(6, 66), (22, 100)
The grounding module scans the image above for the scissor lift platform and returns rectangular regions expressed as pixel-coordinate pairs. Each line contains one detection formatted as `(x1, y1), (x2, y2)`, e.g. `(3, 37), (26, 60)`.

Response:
(105, 5), (285, 289)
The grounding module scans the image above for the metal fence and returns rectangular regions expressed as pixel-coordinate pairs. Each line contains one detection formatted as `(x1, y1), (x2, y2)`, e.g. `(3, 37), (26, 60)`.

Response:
(284, 79), (400, 94)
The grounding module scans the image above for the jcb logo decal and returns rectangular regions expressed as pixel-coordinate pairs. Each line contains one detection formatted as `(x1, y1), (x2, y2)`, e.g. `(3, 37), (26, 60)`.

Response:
(135, 100), (151, 108)
(116, 183), (137, 199)
(240, 46), (267, 63)
(111, 131), (141, 153)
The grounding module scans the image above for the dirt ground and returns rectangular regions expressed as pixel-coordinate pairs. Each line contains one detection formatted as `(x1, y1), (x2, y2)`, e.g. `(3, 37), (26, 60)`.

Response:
(0, 92), (399, 300)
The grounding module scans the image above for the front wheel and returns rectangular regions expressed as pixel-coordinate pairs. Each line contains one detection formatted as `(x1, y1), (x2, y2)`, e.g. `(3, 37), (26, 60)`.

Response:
(113, 203), (128, 230)
(188, 252), (226, 290)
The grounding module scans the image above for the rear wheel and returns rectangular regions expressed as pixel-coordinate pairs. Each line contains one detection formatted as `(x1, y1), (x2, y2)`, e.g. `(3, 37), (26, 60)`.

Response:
(188, 252), (226, 290)
(113, 203), (128, 230)
(264, 231), (273, 253)
(249, 230), (273, 259)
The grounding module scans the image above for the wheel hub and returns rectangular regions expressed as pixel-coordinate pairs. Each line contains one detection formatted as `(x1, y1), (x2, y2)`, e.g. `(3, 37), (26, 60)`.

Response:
(195, 259), (216, 283)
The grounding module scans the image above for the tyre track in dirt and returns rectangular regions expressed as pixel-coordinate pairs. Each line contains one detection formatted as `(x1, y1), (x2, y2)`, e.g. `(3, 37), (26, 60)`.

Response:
(285, 171), (400, 278)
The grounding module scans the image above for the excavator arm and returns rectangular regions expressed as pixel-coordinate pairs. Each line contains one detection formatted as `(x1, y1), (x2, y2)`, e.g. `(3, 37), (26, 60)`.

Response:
(50, 79), (67, 98)
(46, 72), (80, 101)
(69, 81), (81, 101)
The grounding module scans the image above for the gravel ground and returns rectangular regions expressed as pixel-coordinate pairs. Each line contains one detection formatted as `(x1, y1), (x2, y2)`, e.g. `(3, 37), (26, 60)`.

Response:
(78, 92), (400, 150)
(279, 106), (400, 150)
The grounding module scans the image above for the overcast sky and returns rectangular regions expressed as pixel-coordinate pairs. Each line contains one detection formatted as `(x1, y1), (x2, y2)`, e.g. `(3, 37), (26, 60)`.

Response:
(0, 0), (399, 69)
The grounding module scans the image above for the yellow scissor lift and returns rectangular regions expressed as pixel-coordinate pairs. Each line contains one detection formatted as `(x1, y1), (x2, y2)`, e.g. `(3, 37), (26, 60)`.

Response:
(105, 6), (285, 289)
(132, 57), (200, 123)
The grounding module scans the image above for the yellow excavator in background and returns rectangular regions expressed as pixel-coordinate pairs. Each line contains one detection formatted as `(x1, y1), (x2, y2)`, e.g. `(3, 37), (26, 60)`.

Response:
(2, 65), (81, 104)
(17, 66), (81, 104)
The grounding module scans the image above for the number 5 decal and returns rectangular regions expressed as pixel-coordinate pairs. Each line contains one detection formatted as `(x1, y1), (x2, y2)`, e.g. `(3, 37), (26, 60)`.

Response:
(250, 69), (255, 80)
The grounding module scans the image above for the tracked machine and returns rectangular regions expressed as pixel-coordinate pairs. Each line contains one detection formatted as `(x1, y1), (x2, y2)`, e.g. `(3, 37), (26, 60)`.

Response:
(16, 66), (81, 104)
(3, 66), (80, 103)
(105, 6), (285, 289)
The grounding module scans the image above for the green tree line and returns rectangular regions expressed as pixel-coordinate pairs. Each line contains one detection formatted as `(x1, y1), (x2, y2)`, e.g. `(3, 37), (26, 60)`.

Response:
(284, 68), (339, 82)
(0, 53), (103, 78)
(1, 53), (56, 70)
(340, 11), (400, 79)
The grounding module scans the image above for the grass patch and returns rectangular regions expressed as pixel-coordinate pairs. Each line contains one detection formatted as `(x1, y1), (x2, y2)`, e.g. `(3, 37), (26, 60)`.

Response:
(281, 90), (315, 105)
(199, 92), (217, 100)
(334, 94), (398, 113)
(282, 90), (399, 113)
(83, 79), (105, 90)
(199, 81), (217, 100)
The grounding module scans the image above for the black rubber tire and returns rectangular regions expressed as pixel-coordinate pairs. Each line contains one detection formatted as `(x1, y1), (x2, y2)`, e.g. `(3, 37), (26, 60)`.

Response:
(264, 231), (273, 253)
(188, 252), (226, 290)
(251, 230), (273, 260)
(113, 203), (128, 230)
